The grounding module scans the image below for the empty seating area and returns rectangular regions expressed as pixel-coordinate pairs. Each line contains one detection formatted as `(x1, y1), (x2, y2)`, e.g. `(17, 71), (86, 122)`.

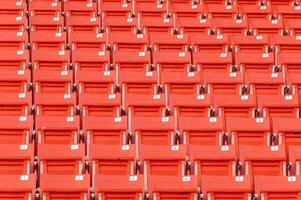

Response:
(1, 0), (301, 199)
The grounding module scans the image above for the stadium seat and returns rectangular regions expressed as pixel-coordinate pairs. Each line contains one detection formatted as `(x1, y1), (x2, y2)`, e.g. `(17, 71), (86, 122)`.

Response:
(0, 143), (34, 175)
(214, 14), (248, 35)
(180, 115), (225, 146)
(94, 174), (144, 200)
(238, 0), (272, 16)
(193, 52), (241, 84)
(102, 10), (136, 34)
(202, 175), (253, 200)
(137, 4), (173, 35)
(28, 0), (62, 12)
(236, 52), (282, 85)
(35, 115), (80, 145)
(0, 1), (27, 33)
(239, 144), (287, 177)
(169, 0), (202, 13)
(0, 115), (33, 144)
(0, 70), (31, 116)
(226, 116), (271, 148)
(255, 175), (301, 200)
(0, 49), (29, 71)
(153, 51), (193, 84)
(181, 113), (230, 188)
(256, 85), (299, 118)
(289, 145), (301, 176)
(73, 50), (111, 82)
(175, 12), (212, 36)
(273, 117), (301, 151)
(167, 83), (211, 115)
(203, 0), (238, 14)
(273, 35), (301, 53)
(248, 14), (284, 35)
(40, 174), (90, 200)
(0, 174), (35, 200)
(122, 83), (166, 115)
(113, 51), (156, 84)
(211, 83), (256, 117)
(150, 33), (189, 52)
(278, 52), (301, 85)
(232, 34), (271, 53)
(110, 32), (148, 51)
(191, 34), (230, 53)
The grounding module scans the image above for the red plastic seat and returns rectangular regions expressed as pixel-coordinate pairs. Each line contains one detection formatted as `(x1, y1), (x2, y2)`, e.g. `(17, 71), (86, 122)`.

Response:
(0, 70), (31, 116)
(151, 33), (189, 52)
(0, 0), (27, 12)
(191, 34), (230, 53)
(167, 83), (211, 113)
(135, 0), (167, 13)
(132, 115), (179, 152)
(114, 51), (155, 84)
(255, 175), (301, 200)
(0, 31), (27, 51)
(34, 69), (76, 116)
(0, 143), (34, 175)
(79, 81), (121, 117)
(202, 175), (252, 199)
(38, 144), (85, 175)
(226, 116), (271, 151)
(28, 0), (62, 11)
(273, 117), (301, 151)
(153, 51), (195, 84)
(278, 52), (301, 85)
(282, 12), (301, 35)
(138, 11), (173, 35)
(99, 0), (133, 12)
(273, 35), (301, 53)
(203, 0), (238, 14)
(0, 115), (33, 144)
(239, 144), (287, 176)
(40, 174), (90, 200)
(84, 116), (129, 154)
(28, 0), (64, 51)
(32, 50), (70, 71)
(248, 14), (284, 35)
(102, 10), (137, 34)
(256, 85), (299, 118)
(193, 52), (241, 84)
(185, 116), (236, 184)
(147, 175), (199, 200)
(214, 14), (248, 35)
(0, 3), (26, 32)
(35, 116), (80, 145)
(236, 52), (282, 85)
(289, 145), (301, 176)
(212, 84), (256, 117)
(175, 13), (212, 36)
(90, 136), (136, 179)
(73, 50), (111, 81)
(232, 34), (271, 53)
(169, 0), (202, 13)
(238, 0), (272, 16)
(0, 49), (29, 71)
(179, 115), (224, 146)
(0, 174), (35, 200)
(122, 83), (165, 115)
(138, 121), (198, 200)
(190, 144), (236, 184)
(110, 32), (148, 52)
(65, 0), (99, 38)
(94, 174), (144, 200)
(88, 116), (139, 199)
